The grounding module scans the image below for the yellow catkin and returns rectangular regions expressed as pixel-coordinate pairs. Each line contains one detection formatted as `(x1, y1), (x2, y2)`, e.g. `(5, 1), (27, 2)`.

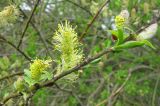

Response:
(53, 21), (83, 82)
(0, 5), (19, 27)
(115, 10), (129, 28)
(115, 15), (126, 28)
(30, 59), (50, 80)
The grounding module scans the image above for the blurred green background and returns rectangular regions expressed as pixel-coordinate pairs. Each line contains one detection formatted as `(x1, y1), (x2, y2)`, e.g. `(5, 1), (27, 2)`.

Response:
(0, 0), (160, 106)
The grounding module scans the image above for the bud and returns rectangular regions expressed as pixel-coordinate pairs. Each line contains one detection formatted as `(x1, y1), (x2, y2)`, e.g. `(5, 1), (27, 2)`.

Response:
(14, 77), (24, 92)
(131, 8), (136, 19)
(143, 3), (149, 14)
(0, 5), (19, 27)
(122, 0), (129, 7)
(120, 10), (129, 19)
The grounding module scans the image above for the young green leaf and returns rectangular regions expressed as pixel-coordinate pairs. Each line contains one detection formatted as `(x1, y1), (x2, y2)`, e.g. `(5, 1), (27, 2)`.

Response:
(114, 41), (144, 50)
(113, 40), (155, 50)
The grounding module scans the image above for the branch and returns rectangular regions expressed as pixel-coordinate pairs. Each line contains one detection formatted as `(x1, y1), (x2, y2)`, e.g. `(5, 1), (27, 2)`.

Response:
(79, 0), (111, 41)
(0, 47), (113, 105)
(136, 16), (160, 34)
(17, 0), (41, 48)
(41, 47), (113, 87)
(18, 3), (54, 59)
(65, 0), (93, 17)
(96, 65), (153, 106)
(0, 35), (32, 62)
(96, 70), (131, 106)
(0, 93), (22, 105)
(0, 71), (23, 82)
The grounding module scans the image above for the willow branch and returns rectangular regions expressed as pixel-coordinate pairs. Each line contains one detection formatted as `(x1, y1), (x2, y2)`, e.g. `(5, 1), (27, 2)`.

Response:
(65, 0), (93, 17)
(0, 47), (113, 105)
(96, 65), (153, 106)
(0, 71), (24, 82)
(0, 35), (32, 62)
(0, 93), (22, 105)
(96, 70), (131, 106)
(41, 47), (113, 87)
(17, 0), (41, 48)
(79, 0), (111, 41)
(17, 7), (53, 59)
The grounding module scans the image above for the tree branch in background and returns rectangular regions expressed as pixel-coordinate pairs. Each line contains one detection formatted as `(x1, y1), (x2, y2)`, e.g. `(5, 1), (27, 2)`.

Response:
(0, 47), (113, 105)
(17, 2), (54, 59)
(79, 0), (111, 41)
(0, 35), (32, 62)
(17, 0), (41, 48)
(96, 65), (154, 106)
(0, 71), (23, 82)
(65, 0), (93, 17)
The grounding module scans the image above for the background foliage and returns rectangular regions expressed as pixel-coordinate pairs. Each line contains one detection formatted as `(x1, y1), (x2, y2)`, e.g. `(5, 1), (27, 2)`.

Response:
(0, 0), (160, 106)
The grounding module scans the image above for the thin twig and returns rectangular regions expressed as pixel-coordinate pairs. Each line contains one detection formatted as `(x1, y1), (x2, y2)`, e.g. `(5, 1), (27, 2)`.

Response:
(96, 70), (132, 106)
(65, 0), (93, 17)
(41, 47), (113, 87)
(18, 5), (53, 59)
(17, 0), (41, 48)
(136, 16), (160, 34)
(152, 74), (160, 106)
(0, 35), (32, 62)
(0, 71), (23, 82)
(96, 65), (154, 106)
(0, 93), (22, 105)
(0, 47), (113, 105)
(79, 0), (111, 41)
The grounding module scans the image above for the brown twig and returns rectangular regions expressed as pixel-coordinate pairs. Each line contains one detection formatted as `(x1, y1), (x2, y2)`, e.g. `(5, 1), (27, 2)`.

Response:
(136, 16), (160, 34)
(96, 65), (154, 106)
(41, 47), (113, 87)
(96, 70), (132, 106)
(79, 0), (111, 41)
(0, 47), (113, 105)
(17, 0), (41, 48)
(0, 93), (22, 106)
(0, 35), (32, 62)
(0, 71), (24, 82)
(65, 0), (93, 17)
(12, 0), (53, 59)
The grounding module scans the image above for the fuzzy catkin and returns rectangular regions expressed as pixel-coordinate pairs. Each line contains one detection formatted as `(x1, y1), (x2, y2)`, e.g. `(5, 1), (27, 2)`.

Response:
(53, 21), (83, 82)
(30, 59), (50, 80)
(115, 10), (129, 28)
(0, 5), (19, 28)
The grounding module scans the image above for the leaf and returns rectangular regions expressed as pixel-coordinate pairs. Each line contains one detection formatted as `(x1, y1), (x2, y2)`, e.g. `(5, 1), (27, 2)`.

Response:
(24, 69), (31, 77)
(113, 40), (155, 50)
(43, 71), (53, 80)
(141, 40), (156, 49)
(24, 76), (32, 85)
(113, 41), (144, 50)
(24, 75), (37, 86)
